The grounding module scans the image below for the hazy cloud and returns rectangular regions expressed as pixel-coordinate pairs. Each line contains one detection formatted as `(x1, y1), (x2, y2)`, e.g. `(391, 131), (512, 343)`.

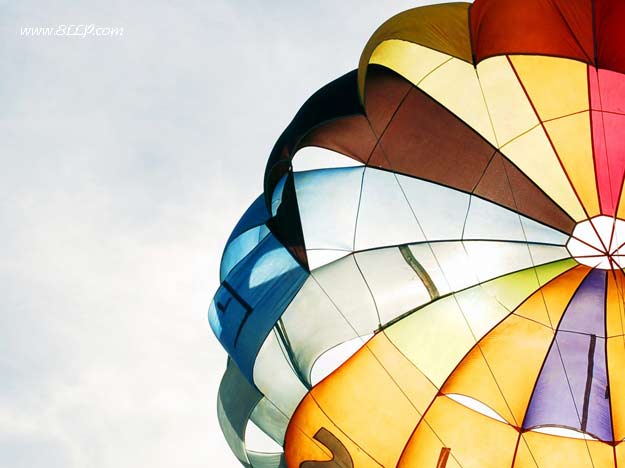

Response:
(0, 1), (441, 466)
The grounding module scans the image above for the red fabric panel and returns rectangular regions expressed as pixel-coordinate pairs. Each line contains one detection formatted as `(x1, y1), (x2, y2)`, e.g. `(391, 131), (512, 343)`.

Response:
(589, 67), (625, 113)
(471, 0), (593, 63)
(589, 66), (625, 215)
(594, 0), (625, 73)
(591, 111), (625, 216)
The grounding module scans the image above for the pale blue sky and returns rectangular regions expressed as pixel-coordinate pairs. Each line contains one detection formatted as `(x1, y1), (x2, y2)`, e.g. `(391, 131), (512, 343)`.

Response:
(0, 1), (440, 466)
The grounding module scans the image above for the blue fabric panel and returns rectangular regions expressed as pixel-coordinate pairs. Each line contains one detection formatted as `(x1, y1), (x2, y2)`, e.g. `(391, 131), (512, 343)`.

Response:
(210, 233), (308, 381)
(220, 226), (269, 281)
(271, 174), (287, 217)
(227, 195), (270, 244)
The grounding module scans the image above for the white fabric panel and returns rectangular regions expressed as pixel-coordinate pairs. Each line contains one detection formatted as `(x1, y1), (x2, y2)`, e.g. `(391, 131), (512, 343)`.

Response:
(354, 247), (431, 325)
(245, 420), (283, 452)
(309, 334), (373, 386)
(528, 244), (571, 265)
(280, 257), (379, 383)
(463, 196), (569, 245)
(253, 330), (307, 418)
(292, 146), (364, 172)
(307, 249), (351, 271)
(294, 166), (565, 259)
(355, 168), (425, 250)
(294, 167), (363, 251)
(408, 241), (569, 296)
(396, 173), (470, 241)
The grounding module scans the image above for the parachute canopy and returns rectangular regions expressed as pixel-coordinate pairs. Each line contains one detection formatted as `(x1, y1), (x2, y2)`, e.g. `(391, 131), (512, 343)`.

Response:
(210, 1), (625, 466)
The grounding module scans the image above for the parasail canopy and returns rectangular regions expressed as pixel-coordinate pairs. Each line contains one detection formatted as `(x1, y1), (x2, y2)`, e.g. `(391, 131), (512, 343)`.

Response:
(210, 1), (625, 466)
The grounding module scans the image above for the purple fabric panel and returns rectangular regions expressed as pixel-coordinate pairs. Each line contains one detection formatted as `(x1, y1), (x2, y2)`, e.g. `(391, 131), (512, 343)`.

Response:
(523, 270), (612, 441)
(558, 269), (607, 337)
(583, 335), (611, 441)
(522, 332), (581, 432)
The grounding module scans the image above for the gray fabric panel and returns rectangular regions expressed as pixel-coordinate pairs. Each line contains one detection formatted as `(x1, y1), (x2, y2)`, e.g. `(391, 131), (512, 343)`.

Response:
(250, 397), (290, 445)
(247, 451), (286, 468)
(217, 358), (262, 466)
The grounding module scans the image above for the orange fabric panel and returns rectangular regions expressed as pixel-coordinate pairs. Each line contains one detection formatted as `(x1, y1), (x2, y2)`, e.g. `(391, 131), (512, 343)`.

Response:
(284, 395), (381, 468)
(616, 441), (625, 466)
(398, 396), (518, 468)
(606, 270), (625, 337)
(608, 337), (625, 441)
(470, 0), (593, 65)
(442, 266), (590, 425)
(607, 270), (625, 440)
(515, 431), (614, 467)
(286, 332), (438, 468)
(442, 315), (551, 426)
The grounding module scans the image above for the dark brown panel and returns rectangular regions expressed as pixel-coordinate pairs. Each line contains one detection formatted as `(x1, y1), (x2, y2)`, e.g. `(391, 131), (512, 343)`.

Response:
(300, 427), (354, 468)
(365, 67), (575, 233)
(363, 65), (413, 136)
(475, 154), (576, 234)
(298, 115), (376, 164)
(264, 70), (363, 202)
(370, 86), (494, 193)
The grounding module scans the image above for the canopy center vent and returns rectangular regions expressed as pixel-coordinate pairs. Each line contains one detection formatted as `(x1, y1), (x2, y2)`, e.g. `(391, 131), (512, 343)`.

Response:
(567, 216), (625, 270)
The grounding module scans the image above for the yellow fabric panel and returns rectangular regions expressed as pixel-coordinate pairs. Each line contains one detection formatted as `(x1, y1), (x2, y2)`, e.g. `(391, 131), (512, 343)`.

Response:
(309, 334), (425, 467)
(387, 260), (577, 388)
(418, 58), (497, 145)
(376, 332), (438, 413)
(284, 395), (381, 468)
(515, 264), (589, 327)
(500, 125), (587, 221)
(544, 113), (600, 217)
(515, 431), (613, 468)
(617, 187), (625, 220)
(511, 436), (535, 468)
(385, 294), (474, 388)
(454, 285), (515, 346)
(476, 259), (578, 314)
(509, 55), (588, 121)
(358, 2), (472, 101)
(369, 40), (452, 87)
(476, 56), (540, 147)
(398, 396), (518, 468)
(617, 186), (625, 220)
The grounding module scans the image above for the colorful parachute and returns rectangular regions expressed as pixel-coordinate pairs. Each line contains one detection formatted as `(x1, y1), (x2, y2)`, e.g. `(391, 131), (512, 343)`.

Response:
(209, 0), (625, 466)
